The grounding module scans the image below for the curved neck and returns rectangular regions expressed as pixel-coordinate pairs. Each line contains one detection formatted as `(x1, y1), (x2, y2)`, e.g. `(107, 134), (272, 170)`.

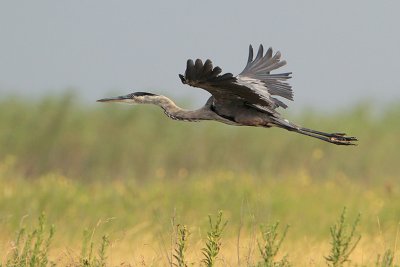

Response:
(140, 95), (239, 125)
(142, 95), (210, 121)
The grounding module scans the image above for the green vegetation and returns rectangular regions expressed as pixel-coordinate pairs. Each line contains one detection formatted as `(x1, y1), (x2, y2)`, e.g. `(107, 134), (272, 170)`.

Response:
(201, 211), (228, 267)
(1, 214), (54, 267)
(80, 230), (110, 267)
(3, 210), (394, 266)
(376, 249), (396, 267)
(1, 95), (399, 183)
(325, 208), (361, 266)
(256, 222), (290, 267)
(1, 95), (400, 265)
(173, 225), (189, 267)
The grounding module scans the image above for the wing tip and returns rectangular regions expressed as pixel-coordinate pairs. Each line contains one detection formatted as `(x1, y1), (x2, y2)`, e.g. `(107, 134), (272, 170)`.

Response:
(178, 74), (186, 84)
(247, 44), (254, 64)
(195, 58), (203, 67)
(255, 44), (264, 60)
(186, 59), (194, 70)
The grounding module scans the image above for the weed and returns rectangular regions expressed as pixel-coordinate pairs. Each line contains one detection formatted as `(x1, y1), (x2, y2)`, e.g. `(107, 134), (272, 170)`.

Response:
(173, 225), (189, 267)
(325, 207), (361, 267)
(201, 211), (228, 267)
(255, 222), (290, 267)
(80, 229), (110, 267)
(3, 213), (55, 267)
(80, 229), (94, 266)
(98, 235), (110, 267)
(2, 210), (400, 266)
(376, 249), (396, 267)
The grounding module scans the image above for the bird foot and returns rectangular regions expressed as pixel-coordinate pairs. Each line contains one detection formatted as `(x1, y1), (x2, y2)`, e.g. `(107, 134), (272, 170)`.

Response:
(329, 134), (358, 145)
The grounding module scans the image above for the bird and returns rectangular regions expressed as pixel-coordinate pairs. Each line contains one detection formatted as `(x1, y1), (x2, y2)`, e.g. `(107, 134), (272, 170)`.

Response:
(97, 45), (357, 145)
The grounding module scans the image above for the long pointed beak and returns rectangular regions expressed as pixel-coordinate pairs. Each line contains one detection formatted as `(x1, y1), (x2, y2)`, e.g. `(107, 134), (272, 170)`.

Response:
(96, 95), (129, 103)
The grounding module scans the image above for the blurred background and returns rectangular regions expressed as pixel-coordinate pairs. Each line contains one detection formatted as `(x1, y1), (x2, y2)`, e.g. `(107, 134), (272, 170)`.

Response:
(1, 1), (400, 265)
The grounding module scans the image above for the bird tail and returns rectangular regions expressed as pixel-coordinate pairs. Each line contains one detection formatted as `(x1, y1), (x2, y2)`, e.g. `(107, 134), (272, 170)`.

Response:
(270, 117), (358, 146)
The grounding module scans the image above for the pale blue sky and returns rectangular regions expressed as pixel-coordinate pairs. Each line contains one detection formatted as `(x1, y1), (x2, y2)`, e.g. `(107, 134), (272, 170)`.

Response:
(1, 1), (399, 110)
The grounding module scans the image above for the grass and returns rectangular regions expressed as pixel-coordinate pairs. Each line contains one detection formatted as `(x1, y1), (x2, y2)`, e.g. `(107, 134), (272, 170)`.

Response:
(256, 222), (290, 267)
(1, 213), (54, 267)
(325, 208), (361, 266)
(376, 249), (396, 267)
(1, 209), (397, 266)
(1, 95), (399, 183)
(2, 157), (400, 265)
(80, 230), (110, 267)
(201, 211), (227, 267)
(0, 95), (400, 265)
(173, 224), (189, 267)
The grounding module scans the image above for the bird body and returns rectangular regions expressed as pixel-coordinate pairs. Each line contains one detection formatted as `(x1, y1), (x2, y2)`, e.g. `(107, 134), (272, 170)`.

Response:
(98, 45), (357, 145)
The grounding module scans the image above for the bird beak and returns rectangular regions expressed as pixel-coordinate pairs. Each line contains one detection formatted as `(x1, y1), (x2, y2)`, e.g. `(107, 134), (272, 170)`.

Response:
(96, 95), (130, 103)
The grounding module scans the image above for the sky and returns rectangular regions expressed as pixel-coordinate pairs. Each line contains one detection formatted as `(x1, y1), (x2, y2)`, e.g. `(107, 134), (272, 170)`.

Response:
(1, 1), (399, 111)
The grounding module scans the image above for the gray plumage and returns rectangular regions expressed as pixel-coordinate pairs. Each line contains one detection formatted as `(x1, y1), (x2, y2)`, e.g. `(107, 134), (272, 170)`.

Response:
(97, 45), (357, 145)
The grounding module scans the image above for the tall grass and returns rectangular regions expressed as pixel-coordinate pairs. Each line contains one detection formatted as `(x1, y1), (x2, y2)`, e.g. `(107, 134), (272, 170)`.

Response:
(2, 160), (400, 265)
(1, 213), (54, 267)
(173, 225), (189, 267)
(201, 211), (227, 266)
(325, 208), (361, 266)
(0, 95), (399, 183)
(1, 95), (400, 265)
(2, 210), (396, 266)
(256, 222), (290, 267)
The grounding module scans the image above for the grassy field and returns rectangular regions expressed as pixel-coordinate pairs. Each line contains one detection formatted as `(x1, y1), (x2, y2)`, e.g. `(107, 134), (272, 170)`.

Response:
(1, 95), (400, 266)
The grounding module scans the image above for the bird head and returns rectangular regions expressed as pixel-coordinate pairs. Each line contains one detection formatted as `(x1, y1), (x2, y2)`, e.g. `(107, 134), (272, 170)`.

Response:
(97, 92), (158, 104)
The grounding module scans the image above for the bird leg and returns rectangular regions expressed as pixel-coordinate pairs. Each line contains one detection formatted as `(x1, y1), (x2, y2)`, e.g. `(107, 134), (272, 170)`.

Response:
(271, 117), (358, 146)
(295, 128), (357, 145)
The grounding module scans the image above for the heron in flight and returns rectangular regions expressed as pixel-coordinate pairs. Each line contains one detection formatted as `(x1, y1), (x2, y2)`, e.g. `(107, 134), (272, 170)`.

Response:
(97, 45), (357, 145)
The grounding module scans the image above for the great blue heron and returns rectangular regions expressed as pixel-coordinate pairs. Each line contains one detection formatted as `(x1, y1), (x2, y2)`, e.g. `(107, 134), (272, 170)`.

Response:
(97, 45), (357, 145)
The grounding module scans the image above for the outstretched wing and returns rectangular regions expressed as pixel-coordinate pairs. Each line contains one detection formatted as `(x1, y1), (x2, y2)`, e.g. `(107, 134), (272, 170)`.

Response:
(179, 45), (293, 113)
(238, 45), (293, 108)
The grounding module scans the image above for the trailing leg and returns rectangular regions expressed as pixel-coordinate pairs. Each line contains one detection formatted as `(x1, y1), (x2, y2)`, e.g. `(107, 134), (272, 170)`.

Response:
(271, 117), (358, 146)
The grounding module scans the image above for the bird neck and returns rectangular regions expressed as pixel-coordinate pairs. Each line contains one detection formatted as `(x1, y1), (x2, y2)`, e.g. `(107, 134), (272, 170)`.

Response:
(142, 95), (205, 121)
(142, 95), (239, 125)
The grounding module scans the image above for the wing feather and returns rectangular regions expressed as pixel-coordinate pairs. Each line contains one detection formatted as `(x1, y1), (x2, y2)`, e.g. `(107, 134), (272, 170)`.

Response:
(185, 60), (195, 80)
(179, 44), (294, 113)
(194, 59), (203, 77)
(255, 45), (264, 61)
(239, 45), (293, 103)
(201, 59), (213, 78)
(247, 45), (254, 64)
